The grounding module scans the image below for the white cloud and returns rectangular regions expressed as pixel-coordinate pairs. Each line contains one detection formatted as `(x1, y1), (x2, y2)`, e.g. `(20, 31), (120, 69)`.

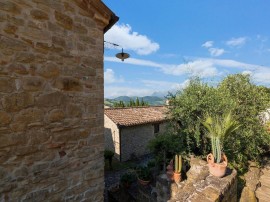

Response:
(245, 67), (270, 85)
(105, 80), (190, 98)
(105, 86), (154, 98)
(202, 41), (214, 48)
(256, 35), (268, 43)
(226, 37), (247, 47)
(208, 58), (260, 70)
(202, 41), (225, 57)
(105, 57), (163, 68)
(105, 56), (270, 85)
(161, 60), (219, 78)
(142, 80), (189, 90)
(242, 70), (252, 75)
(208, 48), (225, 57)
(144, 79), (190, 97)
(242, 69), (270, 85)
(159, 53), (179, 58)
(105, 24), (159, 55)
(192, 58), (270, 85)
(105, 57), (218, 78)
(104, 69), (124, 84)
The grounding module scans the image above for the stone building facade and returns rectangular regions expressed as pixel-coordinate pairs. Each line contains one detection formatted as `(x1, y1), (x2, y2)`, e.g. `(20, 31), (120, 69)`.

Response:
(104, 106), (168, 161)
(0, 0), (117, 201)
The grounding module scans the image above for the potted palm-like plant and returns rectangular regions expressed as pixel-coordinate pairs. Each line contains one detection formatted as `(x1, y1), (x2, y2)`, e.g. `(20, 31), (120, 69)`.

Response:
(202, 112), (240, 177)
(173, 154), (182, 183)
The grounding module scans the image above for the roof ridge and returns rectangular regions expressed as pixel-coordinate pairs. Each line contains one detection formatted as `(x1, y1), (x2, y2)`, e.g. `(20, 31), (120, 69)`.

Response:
(104, 105), (166, 111)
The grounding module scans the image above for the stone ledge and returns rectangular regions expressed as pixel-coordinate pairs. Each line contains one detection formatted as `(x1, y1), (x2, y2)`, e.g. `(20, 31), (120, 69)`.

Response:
(157, 157), (237, 202)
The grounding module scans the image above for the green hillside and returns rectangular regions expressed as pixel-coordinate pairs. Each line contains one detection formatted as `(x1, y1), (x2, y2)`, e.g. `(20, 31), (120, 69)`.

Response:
(105, 96), (166, 107)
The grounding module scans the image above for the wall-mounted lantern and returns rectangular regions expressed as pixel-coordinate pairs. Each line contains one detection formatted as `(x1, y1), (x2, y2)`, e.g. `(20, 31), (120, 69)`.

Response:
(104, 41), (130, 61)
(115, 48), (130, 61)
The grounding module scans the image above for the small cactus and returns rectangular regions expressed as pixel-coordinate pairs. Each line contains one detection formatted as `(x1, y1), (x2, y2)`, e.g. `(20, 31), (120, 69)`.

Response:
(174, 154), (182, 173)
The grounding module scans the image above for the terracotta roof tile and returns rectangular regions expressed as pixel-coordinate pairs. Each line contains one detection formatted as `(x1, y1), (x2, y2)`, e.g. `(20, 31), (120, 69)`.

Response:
(104, 106), (168, 127)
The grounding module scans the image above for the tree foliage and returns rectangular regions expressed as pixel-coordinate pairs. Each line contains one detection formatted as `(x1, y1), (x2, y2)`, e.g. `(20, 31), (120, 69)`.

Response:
(113, 97), (149, 108)
(113, 100), (126, 108)
(167, 74), (270, 171)
(148, 131), (183, 172)
(218, 74), (270, 170)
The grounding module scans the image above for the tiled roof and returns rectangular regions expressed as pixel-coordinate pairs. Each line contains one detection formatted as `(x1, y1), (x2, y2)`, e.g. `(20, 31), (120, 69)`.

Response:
(104, 106), (168, 127)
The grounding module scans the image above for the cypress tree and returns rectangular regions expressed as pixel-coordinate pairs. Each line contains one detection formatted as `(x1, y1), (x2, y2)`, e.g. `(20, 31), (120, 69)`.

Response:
(136, 97), (140, 106)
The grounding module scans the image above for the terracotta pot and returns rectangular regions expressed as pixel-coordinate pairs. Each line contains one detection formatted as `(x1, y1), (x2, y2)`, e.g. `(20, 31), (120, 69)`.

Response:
(207, 153), (228, 178)
(166, 170), (174, 181)
(167, 159), (173, 170)
(138, 178), (150, 186)
(173, 172), (181, 183)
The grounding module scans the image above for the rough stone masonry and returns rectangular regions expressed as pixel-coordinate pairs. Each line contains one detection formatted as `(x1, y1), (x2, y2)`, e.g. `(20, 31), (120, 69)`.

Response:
(0, 0), (117, 201)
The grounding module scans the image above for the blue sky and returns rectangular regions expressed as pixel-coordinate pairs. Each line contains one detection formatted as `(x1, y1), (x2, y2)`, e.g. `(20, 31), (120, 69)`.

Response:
(103, 0), (270, 98)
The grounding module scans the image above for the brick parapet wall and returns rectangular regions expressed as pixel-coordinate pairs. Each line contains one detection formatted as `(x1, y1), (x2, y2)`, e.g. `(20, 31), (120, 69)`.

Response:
(0, 0), (109, 201)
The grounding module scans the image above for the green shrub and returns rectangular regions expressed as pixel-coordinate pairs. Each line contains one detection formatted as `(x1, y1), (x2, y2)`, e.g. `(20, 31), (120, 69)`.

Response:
(104, 150), (114, 170)
(104, 150), (114, 159)
(136, 166), (151, 181)
(120, 170), (137, 185)
(148, 132), (183, 172)
(147, 159), (156, 168)
(167, 74), (270, 171)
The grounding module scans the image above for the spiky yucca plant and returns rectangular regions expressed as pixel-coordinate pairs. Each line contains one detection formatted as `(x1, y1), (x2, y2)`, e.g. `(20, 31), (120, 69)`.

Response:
(202, 112), (240, 163)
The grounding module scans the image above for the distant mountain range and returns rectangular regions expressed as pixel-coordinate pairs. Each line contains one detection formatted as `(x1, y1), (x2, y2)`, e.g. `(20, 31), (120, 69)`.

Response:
(105, 96), (167, 107)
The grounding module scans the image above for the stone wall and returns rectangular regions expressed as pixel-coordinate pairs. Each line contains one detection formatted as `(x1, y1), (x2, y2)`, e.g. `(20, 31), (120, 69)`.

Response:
(156, 158), (237, 202)
(121, 122), (167, 161)
(104, 114), (120, 160)
(240, 159), (270, 202)
(0, 0), (116, 201)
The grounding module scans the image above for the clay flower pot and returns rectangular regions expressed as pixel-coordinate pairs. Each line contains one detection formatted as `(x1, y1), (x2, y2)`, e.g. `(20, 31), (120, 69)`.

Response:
(166, 162), (173, 171)
(166, 161), (174, 181)
(137, 166), (151, 186)
(207, 153), (228, 178)
(173, 172), (181, 183)
(166, 170), (174, 181)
